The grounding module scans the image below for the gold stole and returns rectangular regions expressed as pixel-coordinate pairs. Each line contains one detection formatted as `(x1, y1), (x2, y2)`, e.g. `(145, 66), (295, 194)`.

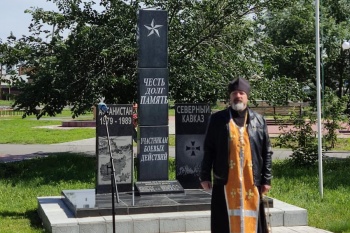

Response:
(225, 114), (260, 233)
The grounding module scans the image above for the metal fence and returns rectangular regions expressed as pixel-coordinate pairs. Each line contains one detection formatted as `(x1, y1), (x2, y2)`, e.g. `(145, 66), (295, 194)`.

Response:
(0, 108), (25, 117)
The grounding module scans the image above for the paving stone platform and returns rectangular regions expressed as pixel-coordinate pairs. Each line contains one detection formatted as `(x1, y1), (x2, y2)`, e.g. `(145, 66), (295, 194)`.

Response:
(38, 191), (310, 233)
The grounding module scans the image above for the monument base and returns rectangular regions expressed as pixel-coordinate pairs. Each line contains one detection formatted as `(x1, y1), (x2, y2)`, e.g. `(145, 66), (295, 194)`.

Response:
(38, 195), (307, 233)
(62, 189), (211, 218)
(61, 189), (274, 218)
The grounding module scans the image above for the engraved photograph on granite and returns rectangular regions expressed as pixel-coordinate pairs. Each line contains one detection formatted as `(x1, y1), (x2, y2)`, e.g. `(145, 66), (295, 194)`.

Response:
(97, 136), (132, 184)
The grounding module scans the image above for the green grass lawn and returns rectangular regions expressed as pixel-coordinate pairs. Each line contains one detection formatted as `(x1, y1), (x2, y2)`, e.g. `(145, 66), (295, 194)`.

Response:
(0, 155), (350, 233)
(271, 159), (350, 233)
(1, 103), (350, 232)
(0, 113), (95, 144)
(0, 154), (95, 233)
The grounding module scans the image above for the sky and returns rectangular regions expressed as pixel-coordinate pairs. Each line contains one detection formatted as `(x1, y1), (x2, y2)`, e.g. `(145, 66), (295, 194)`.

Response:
(0, 0), (58, 41)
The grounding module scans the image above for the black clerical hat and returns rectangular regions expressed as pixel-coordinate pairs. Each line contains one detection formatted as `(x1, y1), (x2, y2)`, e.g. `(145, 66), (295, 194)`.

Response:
(228, 77), (250, 96)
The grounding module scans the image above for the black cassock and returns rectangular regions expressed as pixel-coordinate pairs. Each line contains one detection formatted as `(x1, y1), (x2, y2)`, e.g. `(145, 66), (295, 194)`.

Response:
(210, 184), (269, 233)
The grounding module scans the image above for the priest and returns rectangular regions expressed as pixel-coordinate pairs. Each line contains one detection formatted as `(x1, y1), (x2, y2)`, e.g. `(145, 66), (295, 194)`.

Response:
(200, 77), (273, 233)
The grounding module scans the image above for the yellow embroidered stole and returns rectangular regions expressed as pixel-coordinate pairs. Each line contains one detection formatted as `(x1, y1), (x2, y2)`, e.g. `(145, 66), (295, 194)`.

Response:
(225, 116), (260, 233)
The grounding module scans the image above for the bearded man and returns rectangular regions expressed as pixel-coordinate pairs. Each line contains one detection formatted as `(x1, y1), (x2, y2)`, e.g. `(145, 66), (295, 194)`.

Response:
(200, 77), (273, 233)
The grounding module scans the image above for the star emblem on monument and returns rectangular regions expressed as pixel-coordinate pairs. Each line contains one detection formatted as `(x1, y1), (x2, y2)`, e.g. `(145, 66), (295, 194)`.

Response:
(144, 19), (163, 37)
(185, 141), (201, 156)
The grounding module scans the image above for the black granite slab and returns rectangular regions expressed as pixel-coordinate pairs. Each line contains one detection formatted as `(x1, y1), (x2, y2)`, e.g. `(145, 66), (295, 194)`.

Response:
(137, 10), (168, 68)
(61, 189), (273, 218)
(96, 104), (134, 137)
(61, 189), (212, 218)
(135, 180), (184, 195)
(137, 125), (169, 181)
(137, 68), (169, 126)
(95, 104), (134, 194)
(175, 103), (211, 189)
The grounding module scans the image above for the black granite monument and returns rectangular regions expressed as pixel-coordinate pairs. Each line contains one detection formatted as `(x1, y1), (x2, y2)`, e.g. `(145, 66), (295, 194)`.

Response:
(96, 104), (133, 193)
(175, 103), (211, 189)
(137, 9), (169, 181)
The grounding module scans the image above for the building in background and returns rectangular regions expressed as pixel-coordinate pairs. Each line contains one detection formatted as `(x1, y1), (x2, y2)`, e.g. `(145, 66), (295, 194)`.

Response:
(0, 64), (29, 100)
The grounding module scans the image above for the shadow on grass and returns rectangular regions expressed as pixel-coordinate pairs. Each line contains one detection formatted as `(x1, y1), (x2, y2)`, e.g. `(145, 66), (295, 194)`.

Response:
(0, 209), (45, 232)
(0, 153), (96, 186)
(272, 157), (350, 189)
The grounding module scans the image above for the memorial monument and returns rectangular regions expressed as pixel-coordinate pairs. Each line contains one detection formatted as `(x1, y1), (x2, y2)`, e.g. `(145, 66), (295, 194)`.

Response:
(55, 7), (211, 226)
(136, 9), (170, 181)
(137, 10), (169, 181)
(135, 8), (187, 194)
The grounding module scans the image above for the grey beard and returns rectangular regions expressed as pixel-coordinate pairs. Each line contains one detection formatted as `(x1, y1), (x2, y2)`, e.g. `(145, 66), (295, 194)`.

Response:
(231, 102), (246, 111)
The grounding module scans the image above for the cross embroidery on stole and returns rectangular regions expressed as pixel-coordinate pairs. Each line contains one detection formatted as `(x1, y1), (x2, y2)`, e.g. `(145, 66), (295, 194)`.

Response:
(224, 111), (260, 233)
(230, 160), (236, 169)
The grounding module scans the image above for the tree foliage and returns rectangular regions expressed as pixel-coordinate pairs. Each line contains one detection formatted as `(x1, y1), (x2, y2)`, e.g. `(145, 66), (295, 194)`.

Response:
(250, 76), (307, 106)
(256, 0), (350, 166)
(0, 0), (295, 118)
(1, 0), (139, 118)
(276, 112), (319, 166)
(257, 0), (350, 101)
(257, 0), (316, 83)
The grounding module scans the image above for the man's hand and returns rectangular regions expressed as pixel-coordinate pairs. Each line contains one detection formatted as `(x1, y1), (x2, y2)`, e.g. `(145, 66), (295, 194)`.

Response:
(261, 185), (271, 194)
(201, 181), (212, 191)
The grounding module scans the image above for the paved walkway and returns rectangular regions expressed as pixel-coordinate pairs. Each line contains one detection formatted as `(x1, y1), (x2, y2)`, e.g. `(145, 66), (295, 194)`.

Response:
(1, 139), (349, 163)
(1, 120), (350, 163)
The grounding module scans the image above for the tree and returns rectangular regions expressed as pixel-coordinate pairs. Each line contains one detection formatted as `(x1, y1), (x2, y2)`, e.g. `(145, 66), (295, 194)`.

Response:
(257, 0), (350, 166)
(257, 0), (316, 84)
(2, 0), (140, 118)
(320, 18), (350, 99)
(256, 0), (350, 102)
(0, 0), (296, 118)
